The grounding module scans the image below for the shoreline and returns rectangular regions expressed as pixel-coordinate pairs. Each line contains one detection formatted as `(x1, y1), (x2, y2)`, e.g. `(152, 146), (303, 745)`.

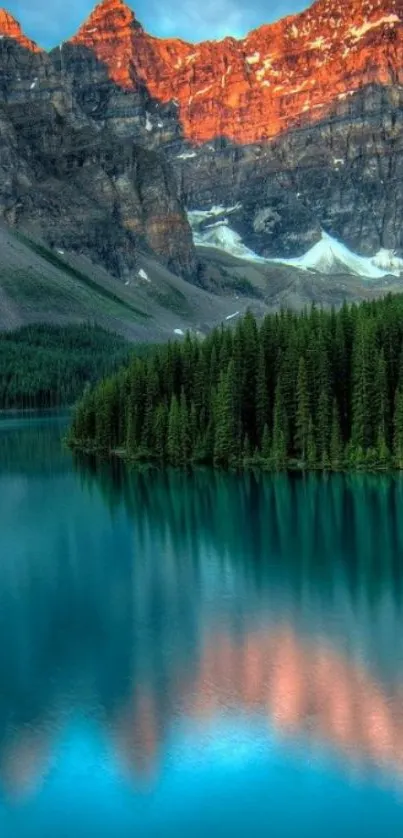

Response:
(0, 406), (73, 416)
(67, 440), (400, 475)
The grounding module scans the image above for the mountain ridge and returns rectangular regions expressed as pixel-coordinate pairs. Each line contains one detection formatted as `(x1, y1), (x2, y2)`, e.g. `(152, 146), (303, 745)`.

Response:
(1, 0), (403, 319)
(2, 0), (402, 144)
(2, 0), (403, 144)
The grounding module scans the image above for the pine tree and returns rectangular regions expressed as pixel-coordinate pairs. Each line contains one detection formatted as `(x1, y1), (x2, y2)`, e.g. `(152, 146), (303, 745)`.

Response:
(317, 389), (330, 468)
(141, 359), (159, 451)
(167, 395), (181, 465)
(240, 311), (259, 446)
(256, 344), (269, 445)
(330, 399), (343, 469)
(295, 357), (310, 462)
(271, 382), (287, 469)
(214, 366), (237, 466)
(307, 416), (317, 468)
(190, 401), (198, 450)
(154, 404), (168, 460)
(182, 332), (195, 401)
(243, 434), (251, 460)
(351, 317), (376, 453)
(261, 423), (271, 460)
(180, 388), (191, 465)
(95, 380), (116, 450)
(209, 344), (219, 390)
(394, 387), (403, 468)
(126, 400), (138, 454)
(278, 333), (298, 448)
(374, 347), (390, 454)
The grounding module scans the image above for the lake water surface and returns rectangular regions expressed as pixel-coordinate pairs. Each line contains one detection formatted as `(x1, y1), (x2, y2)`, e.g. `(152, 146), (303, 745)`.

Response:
(1, 414), (403, 836)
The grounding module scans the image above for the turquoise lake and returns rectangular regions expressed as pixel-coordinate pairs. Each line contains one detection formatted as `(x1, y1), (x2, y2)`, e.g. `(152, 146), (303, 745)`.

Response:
(1, 414), (403, 836)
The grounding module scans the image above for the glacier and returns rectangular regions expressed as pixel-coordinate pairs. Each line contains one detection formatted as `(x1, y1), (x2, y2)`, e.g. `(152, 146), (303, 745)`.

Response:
(272, 232), (403, 278)
(188, 210), (403, 279)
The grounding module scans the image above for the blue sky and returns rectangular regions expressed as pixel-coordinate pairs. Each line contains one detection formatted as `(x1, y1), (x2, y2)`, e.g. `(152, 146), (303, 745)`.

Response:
(5, 0), (310, 48)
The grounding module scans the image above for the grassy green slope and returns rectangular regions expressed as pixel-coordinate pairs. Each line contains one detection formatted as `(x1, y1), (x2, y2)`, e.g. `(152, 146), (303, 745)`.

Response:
(0, 224), (249, 341)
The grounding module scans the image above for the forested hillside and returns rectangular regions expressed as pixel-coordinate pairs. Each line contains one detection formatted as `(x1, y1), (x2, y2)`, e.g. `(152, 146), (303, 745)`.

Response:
(0, 324), (131, 409)
(69, 296), (403, 471)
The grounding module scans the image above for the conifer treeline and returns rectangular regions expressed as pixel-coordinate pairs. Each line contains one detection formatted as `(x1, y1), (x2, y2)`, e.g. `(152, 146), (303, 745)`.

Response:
(0, 323), (131, 409)
(69, 296), (403, 470)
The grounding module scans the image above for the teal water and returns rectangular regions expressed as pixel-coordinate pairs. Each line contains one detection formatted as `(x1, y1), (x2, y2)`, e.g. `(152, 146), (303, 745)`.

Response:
(1, 415), (403, 836)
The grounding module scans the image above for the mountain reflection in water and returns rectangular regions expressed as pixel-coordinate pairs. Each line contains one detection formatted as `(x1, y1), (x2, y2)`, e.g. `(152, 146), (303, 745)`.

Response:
(1, 417), (403, 835)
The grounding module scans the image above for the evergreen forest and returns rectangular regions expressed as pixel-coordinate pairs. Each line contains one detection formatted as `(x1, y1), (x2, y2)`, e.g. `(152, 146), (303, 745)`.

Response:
(69, 296), (403, 471)
(0, 323), (131, 409)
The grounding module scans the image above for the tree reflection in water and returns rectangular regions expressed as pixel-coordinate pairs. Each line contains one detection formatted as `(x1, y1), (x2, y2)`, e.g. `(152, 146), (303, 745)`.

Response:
(1, 421), (403, 800)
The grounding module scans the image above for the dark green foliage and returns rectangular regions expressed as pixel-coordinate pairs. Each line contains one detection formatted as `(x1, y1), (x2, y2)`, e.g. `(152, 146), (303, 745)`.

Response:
(0, 323), (131, 410)
(394, 387), (403, 468)
(167, 395), (181, 466)
(261, 423), (271, 460)
(271, 382), (288, 470)
(295, 357), (310, 463)
(330, 399), (343, 469)
(69, 296), (403, 471)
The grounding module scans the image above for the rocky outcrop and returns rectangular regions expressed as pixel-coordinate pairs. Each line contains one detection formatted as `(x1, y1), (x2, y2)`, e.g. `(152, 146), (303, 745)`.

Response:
(0, 22), (196, 280)
(0, 9), (41, 52)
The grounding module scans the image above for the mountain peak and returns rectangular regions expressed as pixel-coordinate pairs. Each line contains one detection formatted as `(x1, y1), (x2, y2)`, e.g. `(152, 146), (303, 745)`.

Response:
(95, 0), (131, 8)
(71, 0), (143, 87)
(77, 0), (140, 31)
(0, 8), (41, 51)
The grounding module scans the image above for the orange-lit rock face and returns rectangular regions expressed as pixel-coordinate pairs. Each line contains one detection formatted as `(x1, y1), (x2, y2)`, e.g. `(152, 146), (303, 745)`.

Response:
(0, 9), (41, 52)
(70, 0), (403, 144)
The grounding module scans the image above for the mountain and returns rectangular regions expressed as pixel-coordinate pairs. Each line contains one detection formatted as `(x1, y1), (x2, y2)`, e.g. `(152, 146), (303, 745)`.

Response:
(0, 0), (403, 335)
(66, 0), (403, 260)
(0, 9), (40, 51)
(70, 0), (403, 144)
(0, 11), (196, 285)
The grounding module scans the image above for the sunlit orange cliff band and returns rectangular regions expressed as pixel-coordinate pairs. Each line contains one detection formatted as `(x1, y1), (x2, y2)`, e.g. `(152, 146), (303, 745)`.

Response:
(0, 9), (41, 52)
(1, 0), (403, 143)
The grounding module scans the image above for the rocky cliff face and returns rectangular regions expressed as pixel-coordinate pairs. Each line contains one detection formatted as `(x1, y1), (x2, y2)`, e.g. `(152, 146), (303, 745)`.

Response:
(71, 0), (403, 144)
(0, 18), (196, 280)
(66, 0), (403, 258)
(1, 0), (403, 272)
(173, 83), (403, 257)
(0, 9), (41, 52)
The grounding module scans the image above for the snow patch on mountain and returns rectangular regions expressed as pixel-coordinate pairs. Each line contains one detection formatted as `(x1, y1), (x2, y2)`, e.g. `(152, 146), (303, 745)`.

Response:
(189, 209), (403, 278)
(272, 232), (403, 278)
(192, 221), (266, 263)
(349, 14), (399, 42)
(138, 268), (150, 282)
(187, 205), (242, 226)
